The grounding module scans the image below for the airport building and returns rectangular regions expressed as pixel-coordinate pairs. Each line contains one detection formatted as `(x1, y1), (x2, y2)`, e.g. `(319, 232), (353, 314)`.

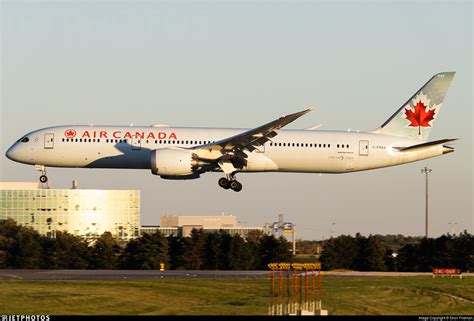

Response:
(1, 182), (266, 241)
(141, 214), (264, 237)
(0, 182), (140, 242)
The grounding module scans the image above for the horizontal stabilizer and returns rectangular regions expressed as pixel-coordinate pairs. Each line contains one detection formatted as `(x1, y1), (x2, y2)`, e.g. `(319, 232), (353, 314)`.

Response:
(394, 138), (458, 152)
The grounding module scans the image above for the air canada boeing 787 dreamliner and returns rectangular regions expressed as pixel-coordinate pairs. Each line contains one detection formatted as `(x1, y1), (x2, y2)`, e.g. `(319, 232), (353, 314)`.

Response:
(6, 72), (456, 192)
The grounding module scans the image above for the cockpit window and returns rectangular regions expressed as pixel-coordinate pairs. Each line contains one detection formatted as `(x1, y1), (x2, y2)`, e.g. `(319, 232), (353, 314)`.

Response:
(21, 137), (29, 143)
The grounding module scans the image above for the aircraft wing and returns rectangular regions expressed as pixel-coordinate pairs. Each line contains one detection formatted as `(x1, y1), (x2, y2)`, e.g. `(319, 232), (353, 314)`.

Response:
(192, 108), (313, 160)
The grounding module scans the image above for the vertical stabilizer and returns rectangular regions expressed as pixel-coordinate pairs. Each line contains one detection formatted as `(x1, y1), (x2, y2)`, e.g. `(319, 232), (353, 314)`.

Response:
(372, 72), (455, 141)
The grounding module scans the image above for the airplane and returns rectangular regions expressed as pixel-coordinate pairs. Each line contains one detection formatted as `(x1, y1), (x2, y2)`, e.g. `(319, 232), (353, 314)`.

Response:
(5, 72), (456, 192)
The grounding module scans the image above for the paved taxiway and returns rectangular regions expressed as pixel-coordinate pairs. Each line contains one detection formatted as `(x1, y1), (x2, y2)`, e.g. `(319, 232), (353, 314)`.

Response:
(0, 270), (472, 280)
(0, 270), (270, 280)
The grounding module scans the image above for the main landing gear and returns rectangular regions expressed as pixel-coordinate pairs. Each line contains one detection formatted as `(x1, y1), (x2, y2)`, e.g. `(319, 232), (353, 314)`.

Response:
(218, 176), (242, 192)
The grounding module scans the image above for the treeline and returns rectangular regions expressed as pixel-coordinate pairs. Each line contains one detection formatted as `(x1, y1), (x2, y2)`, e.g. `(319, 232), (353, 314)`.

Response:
(2, 219), (472, 271)
(320, 232), (474, 272)
(0, 219), (292, 270)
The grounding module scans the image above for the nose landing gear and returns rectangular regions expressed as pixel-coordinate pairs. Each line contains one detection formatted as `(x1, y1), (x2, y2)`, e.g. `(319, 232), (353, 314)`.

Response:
(218, 175), (242, 192)
(35, 165), (48, 184)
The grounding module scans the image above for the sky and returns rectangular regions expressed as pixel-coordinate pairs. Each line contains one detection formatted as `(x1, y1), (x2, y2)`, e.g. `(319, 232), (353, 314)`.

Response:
(0, 1), (472, 240)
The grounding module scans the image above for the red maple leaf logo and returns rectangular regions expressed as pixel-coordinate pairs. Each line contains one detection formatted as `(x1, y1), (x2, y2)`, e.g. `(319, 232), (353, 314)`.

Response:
(404, 101), (436, 135)
(64, 129), (77, 138)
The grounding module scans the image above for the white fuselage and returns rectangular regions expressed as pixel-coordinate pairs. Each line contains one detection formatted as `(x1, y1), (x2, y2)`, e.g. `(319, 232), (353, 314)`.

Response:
(6, 125), (447, 175)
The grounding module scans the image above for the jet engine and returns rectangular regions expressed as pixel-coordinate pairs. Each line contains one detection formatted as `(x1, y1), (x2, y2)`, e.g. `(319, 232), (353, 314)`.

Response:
(151, 148), (202, 179)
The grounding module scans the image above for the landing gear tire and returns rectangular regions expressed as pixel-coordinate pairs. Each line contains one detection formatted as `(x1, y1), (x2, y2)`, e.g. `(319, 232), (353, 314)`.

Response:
(39, 175), (48, 183)
(218, 177), (230, 189)
(230, 180), (242, 192)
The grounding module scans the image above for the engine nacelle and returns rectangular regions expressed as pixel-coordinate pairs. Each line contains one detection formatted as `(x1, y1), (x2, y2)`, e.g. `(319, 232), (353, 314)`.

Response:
(151, 148), (199, 178)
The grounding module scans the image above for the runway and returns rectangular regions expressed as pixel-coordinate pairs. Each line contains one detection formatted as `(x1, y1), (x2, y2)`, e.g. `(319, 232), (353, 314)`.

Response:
(0, 270), (472, 280)
(0, 269), (271, 280)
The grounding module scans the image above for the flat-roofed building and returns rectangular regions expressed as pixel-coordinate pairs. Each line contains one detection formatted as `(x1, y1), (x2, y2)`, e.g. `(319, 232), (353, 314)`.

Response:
(0, 182), (140, 242)
(142, 215), (263, 237)
(160, 215), (237, 228)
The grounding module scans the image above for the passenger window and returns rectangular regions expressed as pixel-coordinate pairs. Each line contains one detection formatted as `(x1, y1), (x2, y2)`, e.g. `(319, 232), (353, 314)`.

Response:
(323, 144), (326, 148)
(328, 144), (330, 148)
(347, 144), (349, 148)
(318, 144), (321, 147)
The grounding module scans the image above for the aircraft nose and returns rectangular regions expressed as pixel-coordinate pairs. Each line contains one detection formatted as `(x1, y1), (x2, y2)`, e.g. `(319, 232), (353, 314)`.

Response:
(5, 145), (16, 161)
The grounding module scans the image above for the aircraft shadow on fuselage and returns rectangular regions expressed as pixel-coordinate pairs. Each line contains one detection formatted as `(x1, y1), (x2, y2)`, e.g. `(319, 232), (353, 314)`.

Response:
(85, 142), (222, 178)
(85, 142), (152, 169)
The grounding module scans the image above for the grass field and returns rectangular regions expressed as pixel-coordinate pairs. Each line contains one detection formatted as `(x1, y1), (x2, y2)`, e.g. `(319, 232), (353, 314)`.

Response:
(0, 276), (472, 315)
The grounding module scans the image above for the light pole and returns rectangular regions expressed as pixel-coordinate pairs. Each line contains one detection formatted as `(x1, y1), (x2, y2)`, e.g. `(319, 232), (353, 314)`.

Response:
(322, 222), (336, 241)
(421, 167), (432, 238)
(449, 222), (458, 235)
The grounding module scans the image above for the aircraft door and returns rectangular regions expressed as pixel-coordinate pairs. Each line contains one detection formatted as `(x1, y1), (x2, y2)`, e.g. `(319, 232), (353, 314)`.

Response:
(359, 140), (369, 156)
(44, 133), (54, 149)
(131, 137), (141, 150)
